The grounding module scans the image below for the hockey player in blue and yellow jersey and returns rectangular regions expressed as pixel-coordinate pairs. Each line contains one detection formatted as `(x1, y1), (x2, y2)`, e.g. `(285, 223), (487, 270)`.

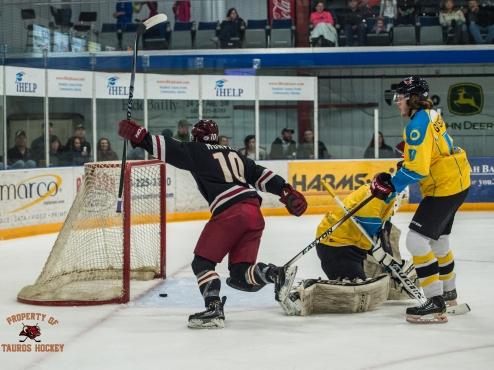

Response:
(370, 76), (471, 323)
(316, 184), (395, 281)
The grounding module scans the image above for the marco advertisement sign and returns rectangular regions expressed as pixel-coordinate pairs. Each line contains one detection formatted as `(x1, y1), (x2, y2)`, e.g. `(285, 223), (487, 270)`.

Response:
(0, 168), (77, 239)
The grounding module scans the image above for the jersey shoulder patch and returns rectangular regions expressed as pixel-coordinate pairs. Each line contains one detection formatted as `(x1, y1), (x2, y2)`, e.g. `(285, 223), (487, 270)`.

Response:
(406, 110), (430, 146)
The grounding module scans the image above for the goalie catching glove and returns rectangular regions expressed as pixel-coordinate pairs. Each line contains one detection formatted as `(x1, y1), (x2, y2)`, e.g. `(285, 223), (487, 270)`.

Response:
(118, 119), (148, 145)
(279, 184), (307, 217)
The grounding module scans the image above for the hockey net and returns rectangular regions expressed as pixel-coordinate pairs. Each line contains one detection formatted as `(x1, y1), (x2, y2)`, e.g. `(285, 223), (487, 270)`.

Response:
(17, 160), (166, 306)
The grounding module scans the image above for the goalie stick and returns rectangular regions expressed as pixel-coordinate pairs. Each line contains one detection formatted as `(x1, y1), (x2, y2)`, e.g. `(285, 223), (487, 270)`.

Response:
(322, 181), (470, 315)
(116, 13), (168, 213)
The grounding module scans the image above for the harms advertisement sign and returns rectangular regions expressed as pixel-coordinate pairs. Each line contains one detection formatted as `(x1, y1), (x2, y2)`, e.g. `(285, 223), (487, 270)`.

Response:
(0, 167), (81, 238)
(288, 159), (400, 208)
(200, 75), (255, 100)
(48, 69), (92, 98)
(95, 72), (144, 99)
(5, 67), (45, 97)
(147, 74), (199, 100)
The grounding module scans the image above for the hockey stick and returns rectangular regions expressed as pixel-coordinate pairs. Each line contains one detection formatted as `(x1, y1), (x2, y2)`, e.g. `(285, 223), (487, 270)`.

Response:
(283, 194), (374, 269)
(321, 181), (425, 302)
(322, 182), (471, 315)
(116, 13), (168, 213)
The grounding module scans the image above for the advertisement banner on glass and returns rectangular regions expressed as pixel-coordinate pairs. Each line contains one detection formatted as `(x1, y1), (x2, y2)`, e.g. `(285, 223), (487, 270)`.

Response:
(408, 157), (494, 204)
(48, 69), (93, 98)
(0, 167), (76, 233)
(200, 75), (255, 101)
(5, 66), (45, 97)
(288, 159), (400, 208)
(259, 76), (315, 101)
(147, 74), (199, 100)
(95, 72), (144, 99)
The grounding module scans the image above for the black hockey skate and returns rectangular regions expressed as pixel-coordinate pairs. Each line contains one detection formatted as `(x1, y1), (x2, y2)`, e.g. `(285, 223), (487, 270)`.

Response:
(406, 295), (448, 324)
(441, 289), (471, 315)
(188, 296), (227, 329)
(269, 264), (298, 302)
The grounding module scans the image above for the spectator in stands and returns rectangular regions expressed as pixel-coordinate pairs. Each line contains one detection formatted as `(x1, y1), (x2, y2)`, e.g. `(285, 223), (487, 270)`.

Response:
(363, 131), (398, 158)
(218, 8), (246, 48)
(173, 0), (191, 22)
(97, 138), (119, 162)
(297, 129), (331, 159)
(161, 128), (173, 137)
(113, 2), (133, 50)
(218, 135), (230, 146)
(380, 0), (398, 31)
(372, 16), (388, 33)
(239, 135), (267, 160)
(396, 0), (417, 25)
(49, 135), (66, 167)
(134, 1), (158, 22)
(127, 147), (145, 160)
(174, 119), (190, 142)
(270, 128), (297, 160)
(467, 0), (494, 44)
(310, 2), (338, 46)
(344, 0), (368, 46)
(7, 130), (36, 169)
(31, 122), (54, 166)
(68, 136), (90, 166)
(66, 125), (92, 156)
(440, 0), (469, 44)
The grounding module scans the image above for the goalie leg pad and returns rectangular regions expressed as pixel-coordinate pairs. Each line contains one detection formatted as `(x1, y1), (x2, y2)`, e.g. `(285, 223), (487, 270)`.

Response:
(297, 274), (390, 315)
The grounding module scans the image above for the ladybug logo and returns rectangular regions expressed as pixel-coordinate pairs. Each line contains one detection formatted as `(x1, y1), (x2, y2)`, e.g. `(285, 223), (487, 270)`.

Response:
(19, 323), (41, 342)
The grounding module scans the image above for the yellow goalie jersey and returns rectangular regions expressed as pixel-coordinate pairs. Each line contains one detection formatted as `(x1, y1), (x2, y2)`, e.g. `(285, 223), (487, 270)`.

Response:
(317, 185), (395, 251)
(391, 108), (471, 197)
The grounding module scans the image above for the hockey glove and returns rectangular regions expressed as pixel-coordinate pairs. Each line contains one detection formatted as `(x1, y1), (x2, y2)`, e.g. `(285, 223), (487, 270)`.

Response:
(279, 184), (307, 217)
(370, 172), (395, 200)
(118, 119), (148, 145)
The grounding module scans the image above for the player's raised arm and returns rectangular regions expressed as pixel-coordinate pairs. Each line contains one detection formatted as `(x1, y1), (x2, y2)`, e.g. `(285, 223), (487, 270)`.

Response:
(118, 119), (194, 170)
(242, 156), (307, 217)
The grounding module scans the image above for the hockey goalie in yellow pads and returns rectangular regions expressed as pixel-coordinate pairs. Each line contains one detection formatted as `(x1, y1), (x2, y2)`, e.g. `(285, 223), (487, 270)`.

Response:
(280, 182), (415, 316)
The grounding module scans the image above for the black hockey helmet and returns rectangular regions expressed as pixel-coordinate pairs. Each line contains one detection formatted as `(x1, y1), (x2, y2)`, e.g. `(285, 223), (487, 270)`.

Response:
(394, 76), (429, 101)
(191, 119), (219, 143)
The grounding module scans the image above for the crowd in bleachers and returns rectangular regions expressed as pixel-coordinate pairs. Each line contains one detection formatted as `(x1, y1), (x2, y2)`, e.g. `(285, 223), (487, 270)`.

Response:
(20, 0), (494, 53)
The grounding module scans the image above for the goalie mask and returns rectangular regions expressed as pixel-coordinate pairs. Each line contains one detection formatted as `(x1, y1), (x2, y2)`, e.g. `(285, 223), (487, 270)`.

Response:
(191, 119), (219, 143)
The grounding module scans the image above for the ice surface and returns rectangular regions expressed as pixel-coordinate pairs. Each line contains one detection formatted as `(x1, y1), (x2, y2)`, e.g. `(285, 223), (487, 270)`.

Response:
(1, 213), (493, 370)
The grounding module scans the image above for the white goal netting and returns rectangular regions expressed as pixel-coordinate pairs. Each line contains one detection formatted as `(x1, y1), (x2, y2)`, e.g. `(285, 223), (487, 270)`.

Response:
(17, 160), (166, 305)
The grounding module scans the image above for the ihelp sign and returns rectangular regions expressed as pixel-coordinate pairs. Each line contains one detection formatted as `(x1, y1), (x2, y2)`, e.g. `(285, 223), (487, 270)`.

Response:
(201, 75), (255, 100)
(5, 67), (45, 97)
(95, 72), (144, 99)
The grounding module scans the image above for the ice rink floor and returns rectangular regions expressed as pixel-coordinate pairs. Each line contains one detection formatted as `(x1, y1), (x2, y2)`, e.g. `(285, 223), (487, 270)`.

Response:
(1, 212), (494, 370)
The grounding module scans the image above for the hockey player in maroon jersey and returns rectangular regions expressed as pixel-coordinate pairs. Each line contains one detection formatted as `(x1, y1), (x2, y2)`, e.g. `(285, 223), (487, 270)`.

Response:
(118, 119), (307, 329)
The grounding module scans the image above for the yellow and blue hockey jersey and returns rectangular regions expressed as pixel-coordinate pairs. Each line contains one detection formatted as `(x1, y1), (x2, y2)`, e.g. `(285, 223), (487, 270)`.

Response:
(391, 108), (471, 197)
(317, 185), (395, 251)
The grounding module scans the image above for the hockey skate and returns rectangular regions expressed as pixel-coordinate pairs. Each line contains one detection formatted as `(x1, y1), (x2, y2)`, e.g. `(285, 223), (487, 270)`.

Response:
(279, 290), (302, 316)
(188, 296), (227, 329)
(406, 296), (448, 324)
(443, 289), (471, 315)
(272, 264), (298, 302)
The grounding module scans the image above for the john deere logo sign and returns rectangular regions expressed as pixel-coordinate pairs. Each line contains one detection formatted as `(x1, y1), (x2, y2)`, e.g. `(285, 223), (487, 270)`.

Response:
(448, 83), (483, 116)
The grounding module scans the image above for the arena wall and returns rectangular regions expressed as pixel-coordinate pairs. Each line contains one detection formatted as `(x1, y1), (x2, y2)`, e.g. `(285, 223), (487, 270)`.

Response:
(1, 158), (492, 240)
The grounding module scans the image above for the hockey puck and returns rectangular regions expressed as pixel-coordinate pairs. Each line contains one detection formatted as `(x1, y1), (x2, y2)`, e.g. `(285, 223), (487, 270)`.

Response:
(159, 293), (168, 297)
